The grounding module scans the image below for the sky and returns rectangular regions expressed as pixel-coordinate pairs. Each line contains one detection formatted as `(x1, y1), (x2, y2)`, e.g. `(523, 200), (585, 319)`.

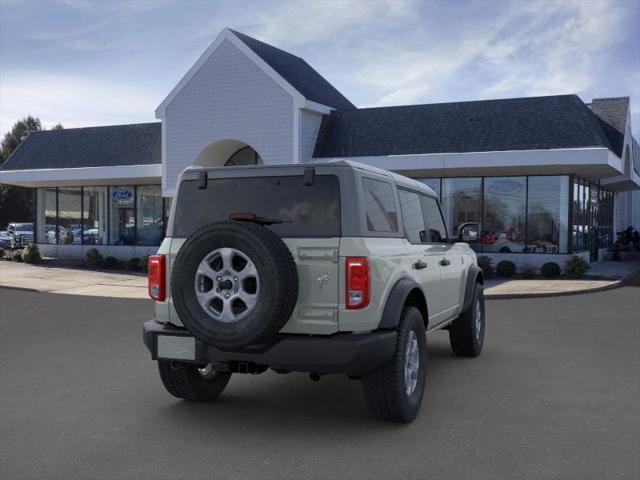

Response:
(1, 0), (639, 138)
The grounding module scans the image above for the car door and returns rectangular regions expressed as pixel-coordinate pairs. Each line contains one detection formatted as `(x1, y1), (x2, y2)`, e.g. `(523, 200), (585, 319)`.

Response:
(398, 189), (443, 323)
(420, 194), (462, 322)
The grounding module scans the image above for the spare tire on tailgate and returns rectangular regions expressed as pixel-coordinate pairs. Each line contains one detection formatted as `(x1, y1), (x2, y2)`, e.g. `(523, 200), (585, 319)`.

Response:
(171, 221), (298, 350)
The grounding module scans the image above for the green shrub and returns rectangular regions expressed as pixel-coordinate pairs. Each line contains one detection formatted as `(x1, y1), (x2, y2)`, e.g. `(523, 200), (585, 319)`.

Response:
(11, 250), (23, 262)
(477, 256), (494, 279)
(519, 264), (536, 279)
(540, 262), (561, 278)
(564, 256), (590, 278)
(140, 255), (149, 273)
(496, 260), (517, 278)
(127, 257), (141, 271)
(103, 256), (118, 269)
(21, 244), (42, 264)
(85, 248), (103, 268)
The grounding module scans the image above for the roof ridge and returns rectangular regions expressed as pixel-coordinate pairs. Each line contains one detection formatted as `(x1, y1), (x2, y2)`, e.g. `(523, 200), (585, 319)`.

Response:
(228, 29), (304, 61)
(28, 122), (160, 134)
(350, 94), (579, 112)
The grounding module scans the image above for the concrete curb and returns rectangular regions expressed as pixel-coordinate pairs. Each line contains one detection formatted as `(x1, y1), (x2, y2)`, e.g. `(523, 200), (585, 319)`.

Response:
(0, 285), (41, 293)
(484, 279), (623, 300)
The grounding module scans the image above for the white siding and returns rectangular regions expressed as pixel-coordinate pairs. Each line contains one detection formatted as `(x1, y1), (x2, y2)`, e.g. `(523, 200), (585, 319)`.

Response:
(299, 110), (323, 162)
(163, 39), (294, 194)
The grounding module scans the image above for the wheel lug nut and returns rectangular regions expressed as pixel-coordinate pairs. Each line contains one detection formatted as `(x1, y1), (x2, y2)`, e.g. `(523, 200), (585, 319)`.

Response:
(234, 277), (238, 281)
(216, 277), (221, 281)
(225, 293), (230, 299)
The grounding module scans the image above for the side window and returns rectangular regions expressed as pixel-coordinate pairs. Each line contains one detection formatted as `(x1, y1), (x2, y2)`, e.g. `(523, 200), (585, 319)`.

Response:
(362, 178), (398, 233)
(420, 195), (448, 243)
(399, 189), (427, 243)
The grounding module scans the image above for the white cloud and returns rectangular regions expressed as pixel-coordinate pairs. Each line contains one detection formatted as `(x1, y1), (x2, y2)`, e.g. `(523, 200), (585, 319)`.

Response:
(0, 72), (159, 133)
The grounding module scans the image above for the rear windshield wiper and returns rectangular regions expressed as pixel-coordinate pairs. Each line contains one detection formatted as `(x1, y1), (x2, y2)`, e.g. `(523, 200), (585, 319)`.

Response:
(229, 212), (291, 226)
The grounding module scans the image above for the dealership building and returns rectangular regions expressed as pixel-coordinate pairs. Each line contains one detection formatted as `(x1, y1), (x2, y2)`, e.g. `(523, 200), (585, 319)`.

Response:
(1, 28), (638, 265)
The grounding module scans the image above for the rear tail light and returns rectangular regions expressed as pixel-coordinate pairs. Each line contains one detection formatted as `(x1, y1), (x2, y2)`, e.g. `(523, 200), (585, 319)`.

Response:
(346, 257), (369, 309)
(148, 255), (166, 301)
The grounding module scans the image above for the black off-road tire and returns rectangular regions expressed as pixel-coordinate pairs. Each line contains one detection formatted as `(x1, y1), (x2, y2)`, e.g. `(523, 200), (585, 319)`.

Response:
(171, 221), (298, 350)
(449, 283), (485, 357)
(362, 307), (427, 423)
(158, 360), (232, 401)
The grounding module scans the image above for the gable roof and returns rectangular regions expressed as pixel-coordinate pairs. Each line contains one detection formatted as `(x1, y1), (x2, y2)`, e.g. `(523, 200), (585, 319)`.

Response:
(229, 30), (355, 110)
(0, 122), (161, 171)
(314, 94), (615, 158)
(589, 97), (629, 157)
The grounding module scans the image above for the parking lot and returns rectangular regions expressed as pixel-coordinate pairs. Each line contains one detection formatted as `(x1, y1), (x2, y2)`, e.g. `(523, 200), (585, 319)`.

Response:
(1, 286), (638, 480)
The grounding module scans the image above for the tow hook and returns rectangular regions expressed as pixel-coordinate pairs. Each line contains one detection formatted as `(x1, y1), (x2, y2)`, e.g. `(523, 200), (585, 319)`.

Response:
(309, 373), (321, 382)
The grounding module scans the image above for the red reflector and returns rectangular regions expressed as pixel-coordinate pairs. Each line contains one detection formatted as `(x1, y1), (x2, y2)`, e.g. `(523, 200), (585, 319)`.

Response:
(148, 255), (166, 301)
(346, 257), (369, 309)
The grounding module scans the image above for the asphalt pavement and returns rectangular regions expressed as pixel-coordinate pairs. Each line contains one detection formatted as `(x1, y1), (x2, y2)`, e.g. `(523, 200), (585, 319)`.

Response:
(1, 286), (638, 479)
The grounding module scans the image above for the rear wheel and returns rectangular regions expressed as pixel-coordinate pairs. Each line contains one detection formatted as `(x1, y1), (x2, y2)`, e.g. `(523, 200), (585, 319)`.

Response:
(449, 284), (485, 357)
(158, 360), (231, 401)
(361, 306), (427, 423)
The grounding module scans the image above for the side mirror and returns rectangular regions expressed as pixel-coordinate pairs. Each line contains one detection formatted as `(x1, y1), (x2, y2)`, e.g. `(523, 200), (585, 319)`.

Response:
(458, 222), (479, 243)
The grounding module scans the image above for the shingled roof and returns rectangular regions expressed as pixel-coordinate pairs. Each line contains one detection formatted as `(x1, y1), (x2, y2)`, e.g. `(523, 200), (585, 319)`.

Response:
(230, 29), (355, 110)
(0, 122), (161, 171)
(313, 94), (616, 158)
(590, 97), (629, 157)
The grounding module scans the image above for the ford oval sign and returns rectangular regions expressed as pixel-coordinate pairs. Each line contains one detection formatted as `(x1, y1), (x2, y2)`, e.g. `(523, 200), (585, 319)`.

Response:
(112, 189), (133, 200)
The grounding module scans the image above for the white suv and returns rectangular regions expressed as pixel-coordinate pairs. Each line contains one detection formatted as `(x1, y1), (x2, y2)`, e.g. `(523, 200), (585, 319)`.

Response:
(143, 161), (485, 423)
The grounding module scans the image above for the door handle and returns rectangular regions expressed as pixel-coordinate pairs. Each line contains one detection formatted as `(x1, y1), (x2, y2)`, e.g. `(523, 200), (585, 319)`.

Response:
(440, 258), (451, 266)
(413, 260), (428, 270)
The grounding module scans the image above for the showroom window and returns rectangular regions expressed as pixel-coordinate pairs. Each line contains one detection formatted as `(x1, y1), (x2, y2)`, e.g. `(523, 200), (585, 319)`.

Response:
(441, 177), (481, 249)
(36, 187), (57, 244)
(83, 187), (107, 245)
(35, 185), (167, 247)
(527, 176), (569, 254)
(57, 187), (82, 245)
(136, 185), (163, 246)
(482, 177), (526, 254)
(109, 186), (136, 245)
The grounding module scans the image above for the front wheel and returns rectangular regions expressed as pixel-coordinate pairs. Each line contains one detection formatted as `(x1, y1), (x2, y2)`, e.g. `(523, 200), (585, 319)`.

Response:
(361, 306), (427, 423)
(158, 360), (232, 401)
(449, 284), (485, 357)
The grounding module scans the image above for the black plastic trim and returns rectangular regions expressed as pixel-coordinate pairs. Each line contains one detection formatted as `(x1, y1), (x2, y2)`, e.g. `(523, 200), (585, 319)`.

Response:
(461, 264), (483, 314)
(378, 278), (424, 330)
(143, 319), (397, 375)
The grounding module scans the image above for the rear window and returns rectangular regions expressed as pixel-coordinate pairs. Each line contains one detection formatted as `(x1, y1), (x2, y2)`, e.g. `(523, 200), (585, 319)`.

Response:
(173, 175), (341, 238)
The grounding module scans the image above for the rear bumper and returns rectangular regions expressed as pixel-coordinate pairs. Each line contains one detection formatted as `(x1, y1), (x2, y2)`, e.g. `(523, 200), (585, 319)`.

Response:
(143, 319), (397, 375)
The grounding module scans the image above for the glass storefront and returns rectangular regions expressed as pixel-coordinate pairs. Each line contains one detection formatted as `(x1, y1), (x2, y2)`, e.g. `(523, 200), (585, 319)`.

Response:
(109, 186), (136, 245)
(417, 175), (612, 255)
(35, 185), (169, 247)
(83, 187), (107, 245)
(527, 176), (569, 254)
(35, 187), (57, 244)
(136, 185), (164, 245)
(482, 177), (526, 253)
(58, 187), (82, 245)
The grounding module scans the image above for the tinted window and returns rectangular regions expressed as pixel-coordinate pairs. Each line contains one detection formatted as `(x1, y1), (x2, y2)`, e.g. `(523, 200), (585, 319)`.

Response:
(399, 189), (426, 243)
(362, 178), (398, 233)
(420, 196), (448, 243)
(173, 175), (340, 237)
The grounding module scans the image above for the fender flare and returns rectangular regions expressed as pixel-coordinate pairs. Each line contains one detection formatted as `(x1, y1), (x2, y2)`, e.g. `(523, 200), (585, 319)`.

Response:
(461, 264), (483, 314)
(378, 278), (427, 330)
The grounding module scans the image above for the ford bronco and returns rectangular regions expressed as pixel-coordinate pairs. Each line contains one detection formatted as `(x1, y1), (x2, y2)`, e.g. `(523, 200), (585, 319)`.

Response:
(143, 161), (485, 423)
